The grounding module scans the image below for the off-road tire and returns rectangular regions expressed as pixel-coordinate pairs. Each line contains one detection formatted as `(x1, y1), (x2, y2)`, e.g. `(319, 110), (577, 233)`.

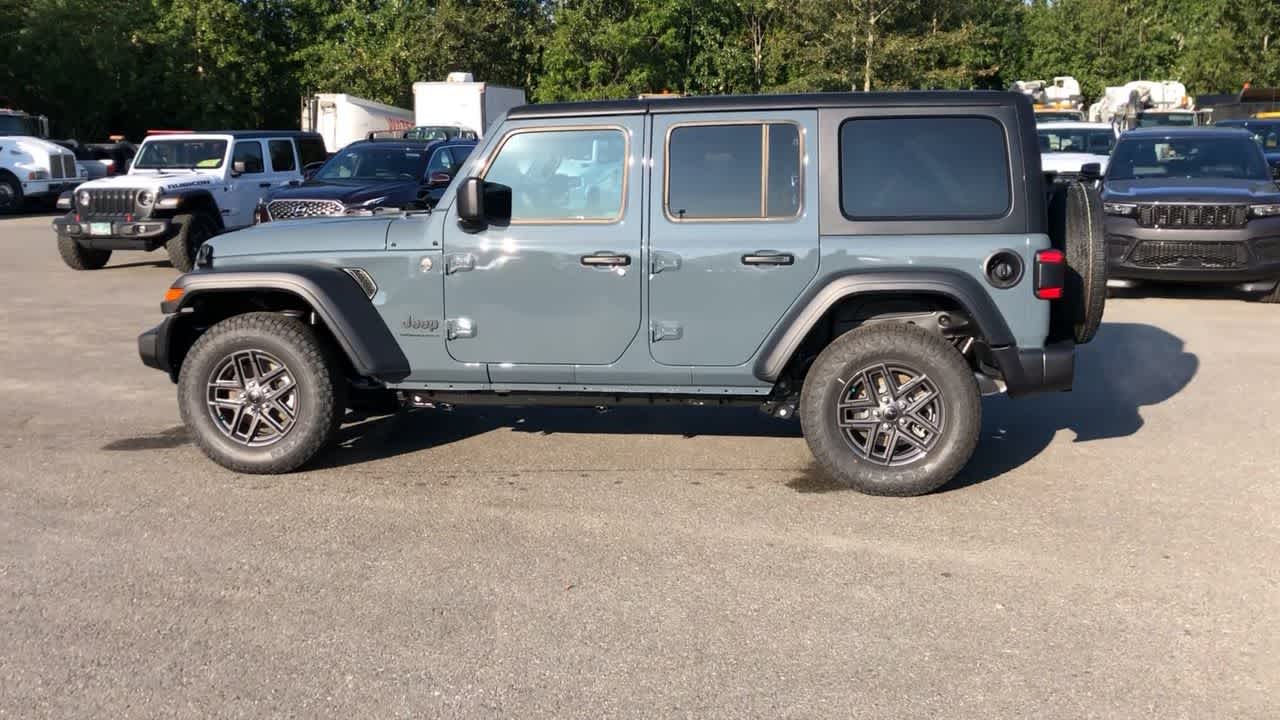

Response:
(799, 323), (982, 496)
(0, 173), (22, 214)
(166, 212), (216, 272)
(1048, 180), (1107, 344)
(178, 312), (345, 474)
(56, 231), (112, 270)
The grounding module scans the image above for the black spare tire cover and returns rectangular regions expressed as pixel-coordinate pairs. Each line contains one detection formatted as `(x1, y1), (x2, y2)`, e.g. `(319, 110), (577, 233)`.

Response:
(1047, 180), (1106, 344)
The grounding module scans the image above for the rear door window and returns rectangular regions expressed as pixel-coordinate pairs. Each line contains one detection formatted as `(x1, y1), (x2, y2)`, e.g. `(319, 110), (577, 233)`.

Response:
(839, 117), (1010, 220)
(268, 139), (297, 172)
(665, 122), (802, 220)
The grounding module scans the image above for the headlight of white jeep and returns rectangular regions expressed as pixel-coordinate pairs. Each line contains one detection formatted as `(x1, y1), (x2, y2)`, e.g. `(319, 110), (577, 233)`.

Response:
(1249, 204), (1280, 218)
(137, 190), (155, 206)
(77, 190), (91, 207)
(1103, 202), (1137, 216)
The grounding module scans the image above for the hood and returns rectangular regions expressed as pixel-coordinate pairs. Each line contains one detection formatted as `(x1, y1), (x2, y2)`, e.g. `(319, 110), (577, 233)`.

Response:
(267, 178), (418, 207)
(78, 170), (221, 194)
(206, 214), (396, 259)
(1, 135), (71, 157)
(1041, 152), (1109, 174)
(1102, 177), (1280, 204)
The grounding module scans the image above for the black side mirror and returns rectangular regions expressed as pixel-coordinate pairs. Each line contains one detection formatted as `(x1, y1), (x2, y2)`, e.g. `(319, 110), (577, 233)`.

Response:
(456, 177), (511, 231)
(1080, 162), (1102, 181)
(231, 160), (246, 176)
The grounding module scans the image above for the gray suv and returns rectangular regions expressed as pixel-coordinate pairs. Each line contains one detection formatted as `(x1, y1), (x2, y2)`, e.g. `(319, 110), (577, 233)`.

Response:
(138, 92), (1107, 496)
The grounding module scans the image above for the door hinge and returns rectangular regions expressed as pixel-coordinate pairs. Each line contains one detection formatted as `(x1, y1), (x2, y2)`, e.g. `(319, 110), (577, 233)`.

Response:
(651, 321), (682, 342)
(445, 252), (475, 274)
(651, 251), (681, 274)
(446, 317), (476, 340)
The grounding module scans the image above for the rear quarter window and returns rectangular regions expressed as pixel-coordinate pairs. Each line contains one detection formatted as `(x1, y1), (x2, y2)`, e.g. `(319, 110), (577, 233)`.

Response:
(839, 117), (1011, 220)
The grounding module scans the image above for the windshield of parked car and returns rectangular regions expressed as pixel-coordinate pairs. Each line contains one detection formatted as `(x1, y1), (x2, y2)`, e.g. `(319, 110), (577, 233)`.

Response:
(1036, 112), (1083, 123)
(1038, 128), (1115, 155)
(133, 139), (228, 169)
(315, 145), (427, 181)
(1107, 136), (1269, 181)
(1136, 113), (1196, 128)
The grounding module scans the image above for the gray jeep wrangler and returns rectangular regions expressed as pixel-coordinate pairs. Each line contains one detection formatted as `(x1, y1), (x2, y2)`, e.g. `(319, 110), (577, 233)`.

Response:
(138, 92), (1106, 496)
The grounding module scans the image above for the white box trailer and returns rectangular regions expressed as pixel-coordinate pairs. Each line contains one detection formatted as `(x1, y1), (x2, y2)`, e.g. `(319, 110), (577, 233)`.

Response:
(301, 93), (415, 153)
(412, 73), (527, 139)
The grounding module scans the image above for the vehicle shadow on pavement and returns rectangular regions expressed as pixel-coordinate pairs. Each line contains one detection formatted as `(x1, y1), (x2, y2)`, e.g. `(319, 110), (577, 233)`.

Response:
(283, 322), (1199, 489)
(317, 404), (801, 470)
(947, 321), (1198, 492)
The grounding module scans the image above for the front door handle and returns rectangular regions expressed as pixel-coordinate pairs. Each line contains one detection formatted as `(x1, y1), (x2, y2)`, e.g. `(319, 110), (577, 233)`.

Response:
(742, 251), (795, 266)
(581, 252), (631, 267)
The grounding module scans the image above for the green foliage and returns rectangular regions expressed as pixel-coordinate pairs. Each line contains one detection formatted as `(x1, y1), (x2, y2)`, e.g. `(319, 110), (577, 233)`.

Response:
(2, 0), (1277, 140)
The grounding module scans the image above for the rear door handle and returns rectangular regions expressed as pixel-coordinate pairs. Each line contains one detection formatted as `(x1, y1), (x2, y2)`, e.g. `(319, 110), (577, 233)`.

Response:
(741, 251), (794, 266)
(258, 182), (272, 188)
(581, 252), (631, 267)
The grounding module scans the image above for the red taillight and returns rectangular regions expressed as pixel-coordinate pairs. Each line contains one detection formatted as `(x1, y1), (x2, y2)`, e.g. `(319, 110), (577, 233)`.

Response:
(1035, 249), (1065, 300)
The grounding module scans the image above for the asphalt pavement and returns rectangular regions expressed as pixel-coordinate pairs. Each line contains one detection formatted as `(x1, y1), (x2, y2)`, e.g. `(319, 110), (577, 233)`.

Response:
(1, 212), (1276, 718)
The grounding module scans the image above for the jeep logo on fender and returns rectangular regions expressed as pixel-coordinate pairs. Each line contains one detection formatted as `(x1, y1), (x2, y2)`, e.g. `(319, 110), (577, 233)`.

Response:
(401, 315), (440, 336)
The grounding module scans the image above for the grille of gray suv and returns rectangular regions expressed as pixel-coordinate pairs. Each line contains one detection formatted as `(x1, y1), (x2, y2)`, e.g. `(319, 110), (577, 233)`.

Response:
(1130, 240), (1247, 268)
(83, 188), (137, 216)
(1137, 204), (1247, 229)
(267, 199), (345, 220)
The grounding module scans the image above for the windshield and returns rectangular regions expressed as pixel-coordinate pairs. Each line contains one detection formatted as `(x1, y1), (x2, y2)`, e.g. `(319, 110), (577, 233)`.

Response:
(1036, 112), (1083, 123)
(1136, 113), (1196, 128)
(315, 145), (427, 181)
(0, 114), (41, 136)
(134, 139), (227, 169)
(404, 126), (476, 142)
(1107, 136), (1269, 181)
(1038, 128), (1115, 155)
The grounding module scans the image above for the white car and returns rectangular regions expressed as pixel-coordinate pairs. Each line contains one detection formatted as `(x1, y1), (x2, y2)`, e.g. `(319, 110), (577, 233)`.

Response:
(52, 131), (327, 271)
(1037, 121), (1116, 179)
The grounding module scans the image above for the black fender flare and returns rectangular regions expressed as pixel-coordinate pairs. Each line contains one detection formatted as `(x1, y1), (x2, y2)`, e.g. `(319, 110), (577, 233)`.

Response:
(164, 265), (411, 383)
(753, 269), (1017, 382)
(166, 189), (224, 229)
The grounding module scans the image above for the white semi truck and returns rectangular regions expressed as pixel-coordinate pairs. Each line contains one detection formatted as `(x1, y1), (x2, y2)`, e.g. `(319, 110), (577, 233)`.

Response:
(411, 73), (526, 139)
(301, 93), (415, 154)
(0, 107), (84, 213)
(1088, 81), (1206, 130)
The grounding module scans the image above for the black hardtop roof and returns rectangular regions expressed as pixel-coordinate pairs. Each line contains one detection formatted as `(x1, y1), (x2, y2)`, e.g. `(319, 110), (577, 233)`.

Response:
(1121, 126), (1254, 140)
(507, 90), (1028, 119)
(146, 130), (323, 139)
(1217, 118), (1280, 126)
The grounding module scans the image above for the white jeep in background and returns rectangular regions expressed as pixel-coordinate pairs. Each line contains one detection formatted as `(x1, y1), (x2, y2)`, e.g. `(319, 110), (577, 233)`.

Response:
(0, 108), (86, 213)
(52, 131), (325, 271)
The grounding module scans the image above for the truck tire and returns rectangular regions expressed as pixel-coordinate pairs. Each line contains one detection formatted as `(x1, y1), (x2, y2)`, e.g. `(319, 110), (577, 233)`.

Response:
(56, 231), (112, 270)
(1257, 281), (1280, 304)
(166, 212), (216, 272)
(799, 323), (981, 496)
(0, 173), (22, 214)
(177, 312), (345, 474)
(1048, 180), (1107, 344)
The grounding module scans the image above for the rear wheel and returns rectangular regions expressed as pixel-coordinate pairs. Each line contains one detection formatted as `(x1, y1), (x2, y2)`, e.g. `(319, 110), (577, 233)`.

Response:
(178, 312), (344, 473)
(56, 231), (112, 270)
(166, 212), (216, 272)
(799, 323), (981, 496)
(1258, 281), (1280, 304)
(0, 173), (23, 214)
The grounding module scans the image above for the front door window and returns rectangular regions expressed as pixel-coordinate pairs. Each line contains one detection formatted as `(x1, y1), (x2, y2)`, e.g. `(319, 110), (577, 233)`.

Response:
(484, 128), (627, 223)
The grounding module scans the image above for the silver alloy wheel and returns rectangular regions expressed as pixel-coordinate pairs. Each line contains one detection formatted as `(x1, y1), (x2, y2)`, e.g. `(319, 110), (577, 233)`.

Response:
(206, 349), (299, 447)
(835, 363), (944, 466)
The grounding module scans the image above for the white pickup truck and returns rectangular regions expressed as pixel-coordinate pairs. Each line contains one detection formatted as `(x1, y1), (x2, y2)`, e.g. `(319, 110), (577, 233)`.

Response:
(52, 131), (326, 271)
(0, 108), (86, 213)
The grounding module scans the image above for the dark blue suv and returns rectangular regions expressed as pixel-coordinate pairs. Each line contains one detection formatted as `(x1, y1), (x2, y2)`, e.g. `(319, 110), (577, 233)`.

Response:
(1215, 118), (1280, 172)
(1102, 127), (1280, 301)
(261, 138), (476, 220)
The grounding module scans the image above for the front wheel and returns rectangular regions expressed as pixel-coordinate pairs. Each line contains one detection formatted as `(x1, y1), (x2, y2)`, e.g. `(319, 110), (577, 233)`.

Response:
(799, 323), (981, 496)
(178, 312), (344, 473)
(0, 174), (23, 214)
(1257, 280), (1280, 304)
(56, 231), (112, 270)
